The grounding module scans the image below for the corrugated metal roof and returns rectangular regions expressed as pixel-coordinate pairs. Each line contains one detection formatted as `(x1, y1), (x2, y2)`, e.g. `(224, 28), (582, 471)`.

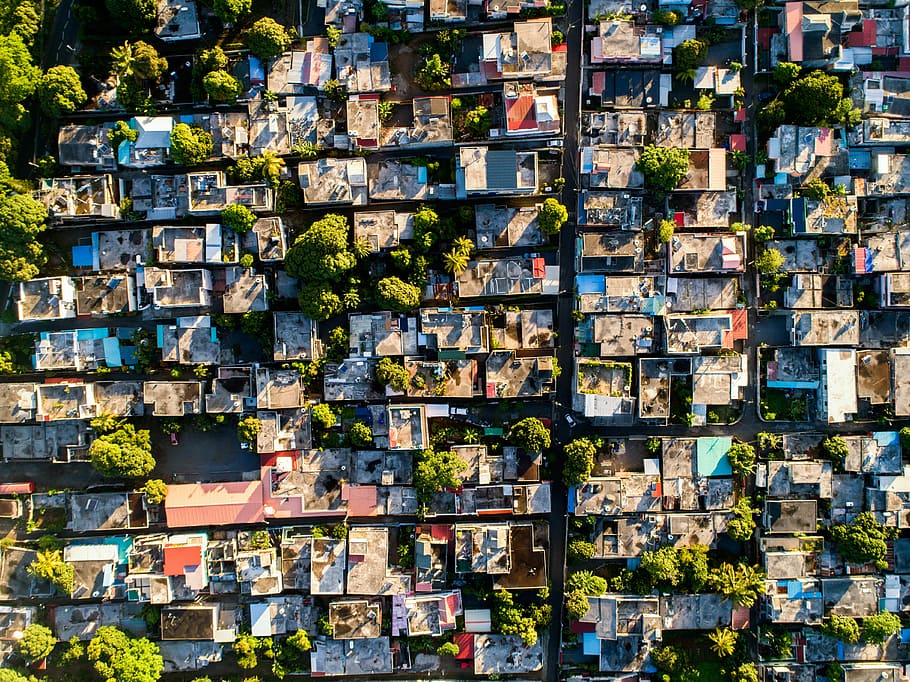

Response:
(485, 150), (518, 190)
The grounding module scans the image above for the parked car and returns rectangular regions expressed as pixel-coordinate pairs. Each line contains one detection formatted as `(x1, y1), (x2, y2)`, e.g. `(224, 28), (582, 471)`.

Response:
(170, 432), (179, 446)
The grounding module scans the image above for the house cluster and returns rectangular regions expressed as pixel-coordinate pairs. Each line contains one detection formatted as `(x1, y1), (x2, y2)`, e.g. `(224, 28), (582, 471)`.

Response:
(575, 8), (749, 427)
(0, 0), (575, 675)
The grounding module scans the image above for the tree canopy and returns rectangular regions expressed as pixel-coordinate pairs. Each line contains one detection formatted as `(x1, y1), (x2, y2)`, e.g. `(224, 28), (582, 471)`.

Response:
(708, 563), (766, 607)
(27, 549), (74, 594)
(17, 623), (56, 663)
(0, 193), (47, 282)
(350, 421), (373, 447)
(141, 479), (168, 504)
(246, 18), (292, 60)
(780, 70), (856, 126)
(640, 546), (681, 586)
(538, 198), (568, 235)
(203, 69), (242, 102)
(821, 615), (860, 643)
(491, 588), (543, 647)
(673, 39), (707, 71)
(862, 611), (901, 644)
(298, 283), (343, 321)
(285, 214), (355, 283)
(375, 357), (410, 391)
(111, 41), (167, 80)
(375, 276), (422, 312)
(213, 0), (251, 23)
(563, 437), (596, 486)
(636, 145), (690, 193)
(86, 626), (164, 682)
(726, 497), (758, 542)
(311, 402), (335, 430)
(105, 0), (155, 33)
(756, 247), (785, 275)
(170, 123), (213, 166)
(237, 416), (261, 447)
(221, 204), (256, 233)
(830, 512), (894, 568)
(509, 417), (551, 452)
(726, 441), (757, 477)
(820, 435), (849, 470)
(0, 33), (41, 133)
(413, 448), (468, 502)
(89, 423), (155, 478)
(38, 65), (87, 117)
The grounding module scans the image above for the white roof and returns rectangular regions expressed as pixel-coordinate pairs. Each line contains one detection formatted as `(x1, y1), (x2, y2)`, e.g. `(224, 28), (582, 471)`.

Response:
(823, 349), (857, 423)
(250, 602), (272, 637)
(134, 116), (174, 150)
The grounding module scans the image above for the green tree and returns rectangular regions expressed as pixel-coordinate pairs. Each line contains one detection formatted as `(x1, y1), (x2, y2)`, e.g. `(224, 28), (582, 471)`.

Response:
(170, 123), (212, 166)
(349, 421), (373, 447)
(756, 247), (785, 275)
(222, 204), (256, 233)
(415, 53), (450, 91)
(774, 61), (801, 85)
(213, 0), (251, 23)
(726, 441), (756, 477)
(141, 479), (167, 504)
(753, 225), (775, 242)
(287, 629), (311, 652)
(238, 416), (261, 447)
(89, 423), (155, 478)
(563, 437), (597, 486)
(311, 402), (335, 430)
(679, 545), (710, 592)
(636, 145), (690, 193)
(0, 194), (46, 282)
(17, 623), (56, 663)
(413, 448), (468, 502)
(539, 198), (568, 235)
(437, 641), (460, 657)
(0, 33), (40, 134)
(326, 25), (342, 49)
(108, 120), (139, 149)
(708, 563), (765, 607)
(27, 549), (74, 594)
(567, 539), (596, 563)
(509, 417), (551, 452)
(194, 46), (228, 76)
(376, 357), (410, 391)
(105, 0), (155, 33)
(726, 497), (758, 542)
(674, 39), (707, 71)
(464, 105), (491, 137)
(830, 512), (894, 568)
(323, 78), (347, 102)
(729, 663), (759, 682)
(800, 178), (830, 200)
(87, 626), (163, 682)
(708, 627), (737, 657)
(37, 65), (87, 117)
(658, 219), (675, 243)
(233, 633), (261, 669)
(821, 435), (849, 470)
(203, 69), (242, 103)
(861, 611), (901, 644)
(246, 18), (292, 60)
(442, 248), (469, 275)
(565, 590), (591, 620)
(821, 615), (860, 643)
(781, 70), (851, 126)
(375, 276), (421, 312)
(0, 0), (41, 49)
(258, 150), (285, 187)
(640, 546), (681, 586)
(298, 283), (342, 321)
(285, 214), (354, 283)
(112, 41), (167, 80)
(566, 570), (607, 595)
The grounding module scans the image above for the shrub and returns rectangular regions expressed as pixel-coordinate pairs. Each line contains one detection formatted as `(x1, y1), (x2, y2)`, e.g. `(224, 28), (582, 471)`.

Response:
(221, 204), (256, 233)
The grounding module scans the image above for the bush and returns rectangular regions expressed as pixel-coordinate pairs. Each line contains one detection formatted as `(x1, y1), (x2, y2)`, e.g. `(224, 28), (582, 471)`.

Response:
(753, 225), (775, 242)
(658, 219), (675, 243)
(240, 253), (254, 268)
(89, 424), (154, 478)
(830, 512), (894, 568)
(375, 276), (421, 312)
(567, 539), (596, 563)
(221, 204), (256, 233)
(563, 437), (596, 486)
(237, 416), (261, 447)
(539, 198), (568, 234)
(213, 0), (251, 23)
(756, 248), (785, 275)
(376, 357), (409, 392)
(17, 624), (56, 663)
(203, 69), (242, 103)
(141, 479), (167, 504)
(726, 441), (756, 477)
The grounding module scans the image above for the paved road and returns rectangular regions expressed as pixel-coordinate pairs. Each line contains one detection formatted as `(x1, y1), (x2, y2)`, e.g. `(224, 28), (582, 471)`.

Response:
(548, 0), (584, 674)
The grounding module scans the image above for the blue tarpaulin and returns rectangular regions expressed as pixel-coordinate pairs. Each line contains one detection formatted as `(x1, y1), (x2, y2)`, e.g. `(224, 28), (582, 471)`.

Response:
(72, 245), (93, 267)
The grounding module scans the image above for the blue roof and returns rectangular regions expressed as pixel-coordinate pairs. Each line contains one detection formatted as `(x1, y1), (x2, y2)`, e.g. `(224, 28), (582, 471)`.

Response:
(370, 41), (388, 61)
(72, 245), (94, 267)
(582, 631), (601, 656)
(696, 436), (733, 477)
(576, 275), (605, 295)
(103, 337), (122, 367)
(874, 431), (899, 447)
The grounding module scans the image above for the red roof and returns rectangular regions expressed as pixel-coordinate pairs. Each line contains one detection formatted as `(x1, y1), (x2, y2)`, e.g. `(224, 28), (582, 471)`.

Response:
(506, 94), (538, 132)
(734, 108), (747, 122)
(453, 633), (474, 660)
(729, 134), (747, 152)
(673, 212), (685, 227)
(165, 480), (264, 528)
(430, 524), (451, 541)
(532, 257), (546, 278)
(846, 20), (876, 47)
(900, 57), (910, 71)
(731, 308), (748, 340)
(591, 71), (605, 96)
(0, 482), (33, 494)
(343, 484), (378, 516)
(569, 620), (596, 633)
(854, 247), (869, 274)
(163, 545), (202, 576)
(757, 27), (780, 51)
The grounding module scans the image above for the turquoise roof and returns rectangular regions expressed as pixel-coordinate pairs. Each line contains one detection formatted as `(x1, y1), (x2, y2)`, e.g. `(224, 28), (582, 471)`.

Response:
(696, 436), (733, 477)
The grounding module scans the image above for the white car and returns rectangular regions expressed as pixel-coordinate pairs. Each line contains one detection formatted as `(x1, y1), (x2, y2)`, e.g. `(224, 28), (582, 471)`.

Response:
(564, 413), (577, 428)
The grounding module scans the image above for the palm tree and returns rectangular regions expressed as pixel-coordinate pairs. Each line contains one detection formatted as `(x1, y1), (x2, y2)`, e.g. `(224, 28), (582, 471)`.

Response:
(110, 42), (136, 77)
(708, 627), (737, 657)
(342, 290), (361, 310)
(293, 141), (320, 159)
(452, 236), (474, 257)
(709, 563), (766, 608)
(674, 67), (696, 83)
(443, 248), (469, 275)
(352, 238), (372, 260)
(260, 150), (285, 187)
